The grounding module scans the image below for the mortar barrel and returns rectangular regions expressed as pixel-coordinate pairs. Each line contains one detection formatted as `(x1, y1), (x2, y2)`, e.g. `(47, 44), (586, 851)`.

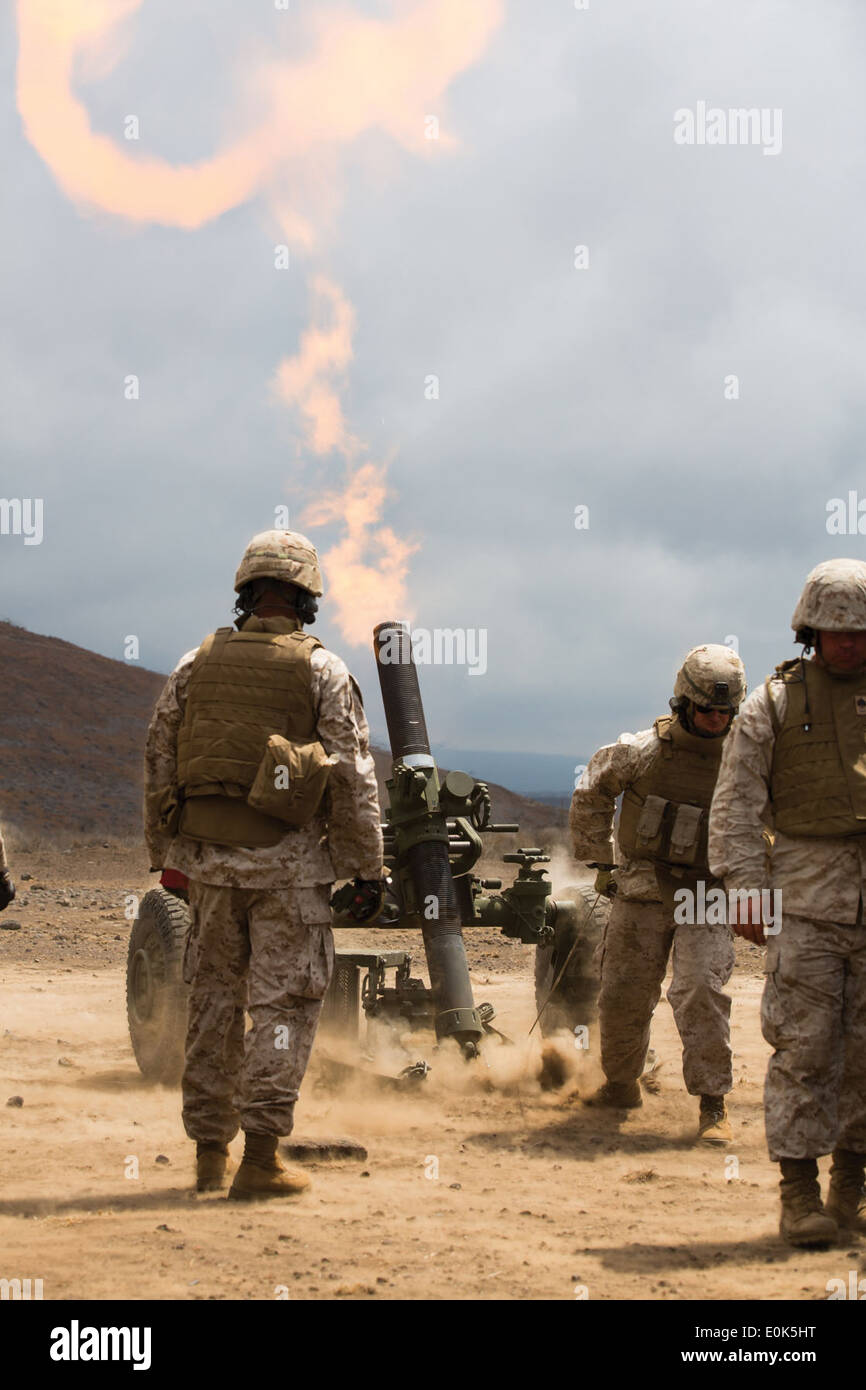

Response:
(372, 621), (431, 760)
(372, 620), (482, 1048)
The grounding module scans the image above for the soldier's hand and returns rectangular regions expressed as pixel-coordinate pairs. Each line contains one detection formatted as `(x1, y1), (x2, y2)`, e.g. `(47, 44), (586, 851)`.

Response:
(729, 898), (766, 945)
(588, 863), (618, 899)
(330, 877), (386, 923)
(0, 871), (15, 912)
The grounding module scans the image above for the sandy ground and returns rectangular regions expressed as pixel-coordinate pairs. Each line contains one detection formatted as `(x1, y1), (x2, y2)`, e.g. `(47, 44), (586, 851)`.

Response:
(0, 848), (861, 1302)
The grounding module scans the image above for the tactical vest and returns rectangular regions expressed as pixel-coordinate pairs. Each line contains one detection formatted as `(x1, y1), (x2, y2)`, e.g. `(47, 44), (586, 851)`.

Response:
(767, 657), (866, 837)
(176, 622), (322, 847)
(617, 715), (725, 873)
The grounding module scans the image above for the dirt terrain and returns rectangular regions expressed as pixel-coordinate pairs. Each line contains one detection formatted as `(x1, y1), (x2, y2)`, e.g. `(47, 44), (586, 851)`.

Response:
(0, 847), (859, 1302)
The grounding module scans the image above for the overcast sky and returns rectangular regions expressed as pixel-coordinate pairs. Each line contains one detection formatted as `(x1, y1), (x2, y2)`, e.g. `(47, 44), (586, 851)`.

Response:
(3, 0), (866, 769)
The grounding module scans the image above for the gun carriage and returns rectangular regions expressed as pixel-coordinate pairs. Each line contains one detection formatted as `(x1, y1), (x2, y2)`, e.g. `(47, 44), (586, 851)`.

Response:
(127, 622), (606, 1082)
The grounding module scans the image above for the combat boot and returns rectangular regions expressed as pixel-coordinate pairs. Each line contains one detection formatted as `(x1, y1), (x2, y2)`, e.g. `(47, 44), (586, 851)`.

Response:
(195, 1142), (229, 1192)
(778, 1158), (838, 1247)
(825, 1149), (866, 1232)
(583, 1080), (642, 1109)
(698, 1095), (732, 1145)
(227, 1131), (311, 1202)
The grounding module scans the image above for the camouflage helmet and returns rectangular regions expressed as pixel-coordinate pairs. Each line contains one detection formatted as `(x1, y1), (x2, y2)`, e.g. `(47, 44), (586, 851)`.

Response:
(674, 644), (747, 710)
(234, 530), (323, 597)
(791, 559), (866, 640)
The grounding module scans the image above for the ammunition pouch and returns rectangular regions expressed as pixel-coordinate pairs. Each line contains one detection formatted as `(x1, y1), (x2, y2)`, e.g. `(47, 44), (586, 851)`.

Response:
(247, 735), (336, 827)
(176, 739), (334, 848)
(669, 803), (703, 865)
(621, 791), (706, 868)
(633, 793), (667, 856)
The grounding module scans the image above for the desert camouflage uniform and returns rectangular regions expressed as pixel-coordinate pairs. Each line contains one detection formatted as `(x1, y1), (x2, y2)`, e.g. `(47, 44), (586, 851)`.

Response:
(709, 679), (866, 1160)
(181, 882), (334, 1142)
(571, 730), (733, 1095)
(144, 619), (383, 1143)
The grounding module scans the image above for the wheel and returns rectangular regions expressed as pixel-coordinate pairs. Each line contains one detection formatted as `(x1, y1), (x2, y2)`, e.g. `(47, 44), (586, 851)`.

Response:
(534, 883), (609, 1036)
(126, 887), (190, 1084)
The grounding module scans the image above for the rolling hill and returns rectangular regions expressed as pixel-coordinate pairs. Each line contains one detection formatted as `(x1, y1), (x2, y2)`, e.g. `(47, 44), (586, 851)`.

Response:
(0, 621), (564, 847)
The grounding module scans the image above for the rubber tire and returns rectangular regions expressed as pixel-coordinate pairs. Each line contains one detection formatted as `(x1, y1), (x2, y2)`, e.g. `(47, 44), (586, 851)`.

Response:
(534, 883), (609, 1037)
(126, 887), (191, 1084)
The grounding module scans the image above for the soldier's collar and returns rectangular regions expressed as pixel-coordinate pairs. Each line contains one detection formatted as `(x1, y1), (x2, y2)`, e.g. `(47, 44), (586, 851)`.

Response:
(237, 614), (302, 635)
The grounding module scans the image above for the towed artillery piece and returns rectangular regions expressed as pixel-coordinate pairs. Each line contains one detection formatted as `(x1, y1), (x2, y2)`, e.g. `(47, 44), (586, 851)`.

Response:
(126, 621), (607, 1082)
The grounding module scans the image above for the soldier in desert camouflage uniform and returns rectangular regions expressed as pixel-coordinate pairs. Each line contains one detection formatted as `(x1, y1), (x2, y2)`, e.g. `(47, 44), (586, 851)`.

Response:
(144, 530), (384, 1200)
(710, 559), (866, 1247)
(570, 645), (746, 1143)
(0, 824), (14, 912)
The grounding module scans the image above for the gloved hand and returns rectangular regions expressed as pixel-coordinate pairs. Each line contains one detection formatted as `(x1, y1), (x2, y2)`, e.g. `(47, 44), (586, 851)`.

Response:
(0, 870), (16, 912)
(330, 877), (386, 923)
(588, 863), (618, 899)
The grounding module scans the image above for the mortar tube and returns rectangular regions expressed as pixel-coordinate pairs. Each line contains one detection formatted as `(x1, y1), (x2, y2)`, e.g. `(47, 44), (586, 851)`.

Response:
(373, 621), (482, 1050)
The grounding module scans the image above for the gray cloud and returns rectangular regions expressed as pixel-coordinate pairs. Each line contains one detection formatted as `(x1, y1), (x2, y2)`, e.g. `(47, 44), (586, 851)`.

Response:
(3, 0), (865, 767)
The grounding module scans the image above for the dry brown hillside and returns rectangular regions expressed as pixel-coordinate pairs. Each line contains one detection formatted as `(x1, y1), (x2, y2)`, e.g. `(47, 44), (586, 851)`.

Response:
(0, 622), (563, 847)
(0, 621), (166, 841)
